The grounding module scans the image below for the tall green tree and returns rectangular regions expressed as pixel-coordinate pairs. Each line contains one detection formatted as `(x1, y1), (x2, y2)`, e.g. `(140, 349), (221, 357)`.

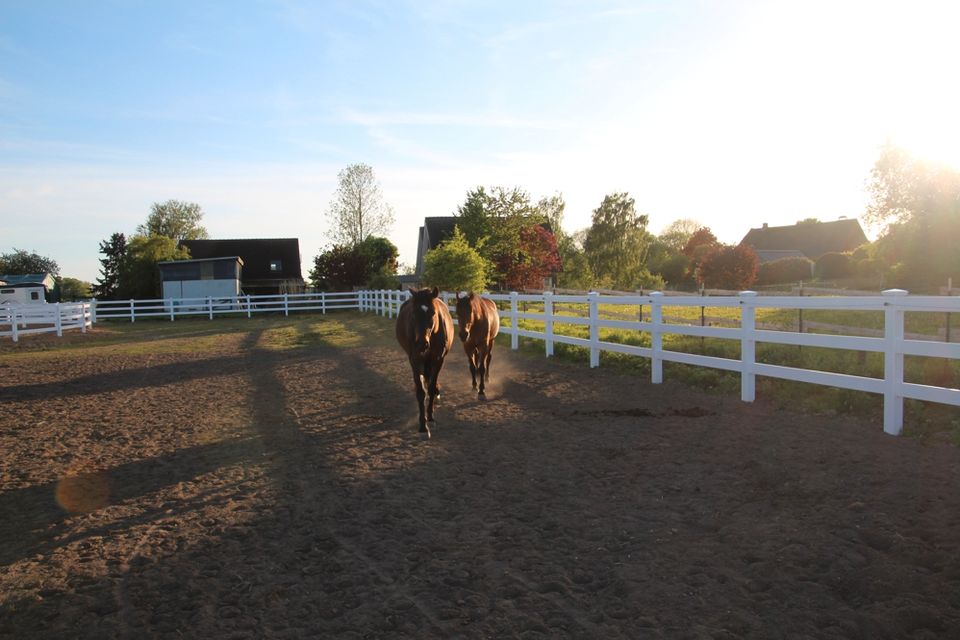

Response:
(454, 185), (547, 288)
(120, 235), (189, 299)
(137, 200), (209, 241)
(0, 248), (60, 276)
(422, 226), (488, 292)
(582, 193), (653, 290)
(59, 277), (92, 301)
(658, 218), (702, 252)
(326, 163), (395, 246)
(92, 232), (128, 299)
(864, 144), (960, 291)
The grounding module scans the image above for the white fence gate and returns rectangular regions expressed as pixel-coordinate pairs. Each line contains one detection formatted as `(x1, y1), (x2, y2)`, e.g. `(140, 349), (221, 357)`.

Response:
(1, 302), (93, 342)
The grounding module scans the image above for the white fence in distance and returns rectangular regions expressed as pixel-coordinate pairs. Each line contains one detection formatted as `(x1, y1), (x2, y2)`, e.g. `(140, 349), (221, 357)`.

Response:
(91, 292), (364, 322)
(359, 288), (960, 437)
(1, 302), (93, 342)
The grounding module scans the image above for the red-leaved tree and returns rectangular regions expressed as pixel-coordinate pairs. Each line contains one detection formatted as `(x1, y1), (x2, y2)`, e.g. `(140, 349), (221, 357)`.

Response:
(696, 244), (759, 290)
(499, 225), (561, 291)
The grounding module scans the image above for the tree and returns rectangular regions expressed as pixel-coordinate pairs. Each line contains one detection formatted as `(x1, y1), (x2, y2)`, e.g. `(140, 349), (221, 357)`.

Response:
(120, 235), (189, 299)
(60, 277), (92, 301)
(499, 225), (562, 290)
(582, 192), (653, 290)
(696, 244), (759, 290)
(0, 248), (60, 276)
(658, 218), (702, 252)
(454, 185), (547, 288)
(865, 142), (960, 227)
(92, 233), (128, 299)
(535, 193), (566, 234)
(863, 144), (960, 291)
(326, 163), (395, 246)
(554, 230), (594, 290)
(422, 226), (488, 292)
(137, 200), (209, 241)
(309, 245), (371, 291)
(309, 236), (399, 291)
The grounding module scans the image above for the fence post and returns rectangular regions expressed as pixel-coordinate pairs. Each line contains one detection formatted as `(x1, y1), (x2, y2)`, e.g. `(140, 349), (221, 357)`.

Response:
(284, 293), (289, 317)
(207, 297), (213, 320)
(169, 298), (175, 322)
(90, 298), (97, 324)
(246, 294), (252, 318)
(11, 307), (18, 342)
(544, 291), (554, 357)
(321, 292), (326, 315)
(55, 302), (62, 336)
(81, 303), (89, 332)
(740, 291), (758, 402)
(589, 291), (600, 368)
(883, 289), (909, 435)
(130, 299), (135, 323)
(510, 291), (519, 350)
(650, 292), (663, 383)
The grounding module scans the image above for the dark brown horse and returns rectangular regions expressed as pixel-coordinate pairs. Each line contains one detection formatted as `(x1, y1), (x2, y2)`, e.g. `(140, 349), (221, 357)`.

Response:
(396, 287), (454, 438)
(454, 292), (500, 398)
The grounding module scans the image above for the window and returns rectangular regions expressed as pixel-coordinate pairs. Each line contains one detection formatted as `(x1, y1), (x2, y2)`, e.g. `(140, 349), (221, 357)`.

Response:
(200, 262), (214, 280)
(30, 291), (40, 300)
(270, 260), (282, 273)
(1, 289), (13, 294)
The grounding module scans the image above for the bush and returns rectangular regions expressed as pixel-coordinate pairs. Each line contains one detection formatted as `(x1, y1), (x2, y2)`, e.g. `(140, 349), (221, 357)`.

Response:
(757, 256), (814, 285)
(815, 252), (853, 279)
(696, 244), (758, 289)
(855, 258), (885, 278)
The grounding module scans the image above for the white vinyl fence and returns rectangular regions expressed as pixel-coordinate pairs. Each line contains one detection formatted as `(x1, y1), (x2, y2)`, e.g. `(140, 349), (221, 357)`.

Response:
(91, 291), (364, 322)
(360, 288), (960, 437)
(1, 302), (93, 342)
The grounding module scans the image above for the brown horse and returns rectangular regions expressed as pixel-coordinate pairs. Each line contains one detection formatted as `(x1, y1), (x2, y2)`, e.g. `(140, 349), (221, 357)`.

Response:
(396, 287), (454, 438)
(454, 292), (500, 398)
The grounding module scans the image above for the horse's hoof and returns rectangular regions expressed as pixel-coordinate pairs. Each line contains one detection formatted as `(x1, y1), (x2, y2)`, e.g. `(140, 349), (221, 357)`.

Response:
(419, 425), (431, 439)
(478, 391), (486, 400)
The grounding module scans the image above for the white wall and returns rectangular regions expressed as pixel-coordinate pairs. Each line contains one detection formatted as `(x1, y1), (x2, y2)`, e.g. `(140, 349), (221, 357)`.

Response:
(0, 286), (46, 304)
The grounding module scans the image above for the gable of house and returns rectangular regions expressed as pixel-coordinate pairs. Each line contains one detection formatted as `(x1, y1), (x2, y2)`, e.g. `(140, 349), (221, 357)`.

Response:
(740, 219), (867, 260)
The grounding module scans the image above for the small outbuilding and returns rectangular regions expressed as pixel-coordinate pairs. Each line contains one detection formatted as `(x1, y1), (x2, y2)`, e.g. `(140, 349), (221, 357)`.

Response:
(0, 273), (59, 304)
(157, 257), (243, 301)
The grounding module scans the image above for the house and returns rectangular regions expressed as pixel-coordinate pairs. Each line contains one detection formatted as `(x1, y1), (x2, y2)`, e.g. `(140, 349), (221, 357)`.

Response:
(414, 217), (458, 279)
(0, 273), (59, 304)
(157, 257), (243, 301)
(180, 239), (304, 295)
(739, 219), (867, 263)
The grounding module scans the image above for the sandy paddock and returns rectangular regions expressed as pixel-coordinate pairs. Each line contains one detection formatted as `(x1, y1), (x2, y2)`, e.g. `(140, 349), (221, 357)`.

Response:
(1, 315), (959, 639)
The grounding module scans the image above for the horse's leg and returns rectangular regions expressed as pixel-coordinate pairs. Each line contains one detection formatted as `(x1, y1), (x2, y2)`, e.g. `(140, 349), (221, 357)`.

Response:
(477, 346), (487, 398)
(484, 344), (493, 382)
(467, 346), (478, 390)
(412, 366), (428, 436)
(426, 357), (445, 424)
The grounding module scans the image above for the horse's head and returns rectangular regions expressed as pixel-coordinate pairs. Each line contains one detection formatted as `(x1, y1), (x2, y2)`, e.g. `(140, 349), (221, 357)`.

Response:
(409, 287), (440, 355)
(455, 292), (476, 342)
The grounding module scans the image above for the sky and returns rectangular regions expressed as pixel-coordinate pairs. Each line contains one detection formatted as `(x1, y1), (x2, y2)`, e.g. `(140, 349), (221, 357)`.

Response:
(2, 0), (959, 283)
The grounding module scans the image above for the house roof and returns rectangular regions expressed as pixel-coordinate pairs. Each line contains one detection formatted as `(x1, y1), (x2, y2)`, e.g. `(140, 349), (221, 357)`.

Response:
(740, 219), (867, 259)
(754, 250), (808, 264)
(157, 256), (244, 266)
(0, 273), (56, 289)
(181, 239), (302, 281)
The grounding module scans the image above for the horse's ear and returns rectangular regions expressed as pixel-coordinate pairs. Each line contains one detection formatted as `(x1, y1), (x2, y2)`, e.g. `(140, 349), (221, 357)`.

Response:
(408, 287), (418, 296)
(430, 286), (439, 298)
(468, 291), (476, 299)
(455, 291), (461, 301)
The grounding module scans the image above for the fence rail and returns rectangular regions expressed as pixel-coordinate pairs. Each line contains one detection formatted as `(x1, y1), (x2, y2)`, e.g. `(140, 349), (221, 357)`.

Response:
(359, 288), (960, 437)
(1, 302), (93, 342)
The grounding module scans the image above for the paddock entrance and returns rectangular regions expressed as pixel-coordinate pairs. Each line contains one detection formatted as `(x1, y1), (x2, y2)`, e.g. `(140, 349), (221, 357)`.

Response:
(1, 315), (958, 638)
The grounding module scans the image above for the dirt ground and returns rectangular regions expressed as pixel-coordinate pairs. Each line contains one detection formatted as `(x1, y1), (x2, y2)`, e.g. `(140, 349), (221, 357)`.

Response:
(1, 315), (960, 639)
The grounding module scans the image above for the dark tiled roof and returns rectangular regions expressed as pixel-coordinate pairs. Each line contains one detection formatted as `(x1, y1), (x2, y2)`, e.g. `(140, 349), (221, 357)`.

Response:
(181, 239), (302, 280)
(740, 219), (867, 259)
